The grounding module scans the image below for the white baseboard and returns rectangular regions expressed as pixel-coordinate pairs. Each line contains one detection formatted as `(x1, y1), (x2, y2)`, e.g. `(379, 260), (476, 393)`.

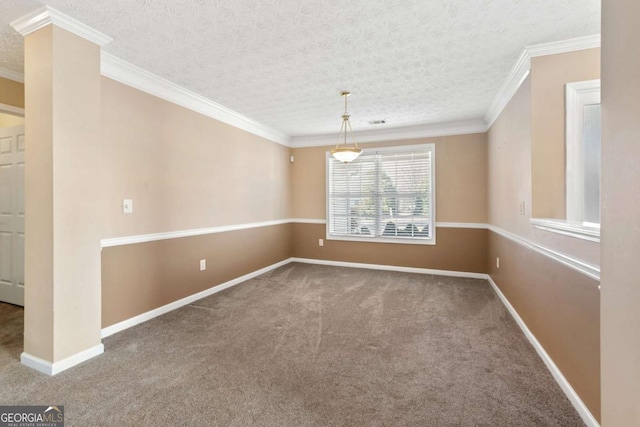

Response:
(291, 257), (487, 279)
(486, 275), (599, 427)
(21, 343), (104, 376)
(101, 258), (293, 338)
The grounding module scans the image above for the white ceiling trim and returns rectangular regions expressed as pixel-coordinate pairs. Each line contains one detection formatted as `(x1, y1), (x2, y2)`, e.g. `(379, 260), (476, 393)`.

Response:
(483, 51), (531, 129)
(527, 34), (601, 58)
(290, 119), (488, 148)
(10, 6), (112, 46)
(484, 34), (601, 128)
(0, 66), (24, 83)
(101, 52), (292, 147)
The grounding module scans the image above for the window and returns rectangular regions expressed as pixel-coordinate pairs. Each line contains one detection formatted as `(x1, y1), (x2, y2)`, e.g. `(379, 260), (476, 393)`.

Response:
(531, 79), (601, 242)
(566, 79), (601, 225)
(326, 144), (435, 245)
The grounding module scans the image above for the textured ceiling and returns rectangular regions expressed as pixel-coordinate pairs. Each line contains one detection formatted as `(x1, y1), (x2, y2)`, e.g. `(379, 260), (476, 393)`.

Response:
(0, 0), (600, 137)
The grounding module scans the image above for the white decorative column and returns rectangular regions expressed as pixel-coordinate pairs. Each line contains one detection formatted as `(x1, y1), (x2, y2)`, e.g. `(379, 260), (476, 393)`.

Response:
(600, 0), (640, 425)
(11, 7), (111, 374)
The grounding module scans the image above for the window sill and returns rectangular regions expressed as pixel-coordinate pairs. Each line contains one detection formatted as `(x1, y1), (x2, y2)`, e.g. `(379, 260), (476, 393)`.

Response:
(326, 234), (436, 246)
(530, 218), (600, 243)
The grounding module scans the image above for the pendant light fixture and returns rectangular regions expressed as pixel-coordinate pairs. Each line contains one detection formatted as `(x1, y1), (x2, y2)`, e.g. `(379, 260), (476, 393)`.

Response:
(330, 91), (362, 163)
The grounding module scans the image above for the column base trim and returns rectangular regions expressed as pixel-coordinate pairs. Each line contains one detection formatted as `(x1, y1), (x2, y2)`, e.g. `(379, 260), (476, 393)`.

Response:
(21, 343), (104, 376)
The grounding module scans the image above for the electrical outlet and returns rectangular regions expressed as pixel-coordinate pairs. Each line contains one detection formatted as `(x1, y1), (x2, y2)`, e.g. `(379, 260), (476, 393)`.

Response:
(496, 257), (500, 269)
(199, 259), (206, 271)
(519, 201), (526, 215)
(319, 239), (324, 247)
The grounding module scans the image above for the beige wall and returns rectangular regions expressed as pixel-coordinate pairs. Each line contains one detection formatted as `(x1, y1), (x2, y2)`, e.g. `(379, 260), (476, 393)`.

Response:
(24, 25), (54, 362)
(436, 134), (488, 223)
(101, 78), (291, 239)
(487, 54), (602, 420)
(100, 78), (293, 326)
(488, 77), (533, 237)
(24, 25), (103, 362)
(0, 77), (25, 108)
(289, 133), (487, 273)
(488, 232), (600, 420)
(0, 113), (24, 127)
(531, 48), (600, 219)
(294, 224), (487, 274)
(291, 133), (488, 223)
(51, 27), (103, 362)
(601, 0), (640, 425)
(488, 76), (599, 265)
(289, 145), (326, 220)
(102, 224), (291, 327)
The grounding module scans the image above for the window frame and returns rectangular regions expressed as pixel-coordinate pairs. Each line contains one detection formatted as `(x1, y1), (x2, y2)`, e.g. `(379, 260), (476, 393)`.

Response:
(565, 79), (601, 224)
(531, 79), (601, 243)
(325, 143), (436, 246)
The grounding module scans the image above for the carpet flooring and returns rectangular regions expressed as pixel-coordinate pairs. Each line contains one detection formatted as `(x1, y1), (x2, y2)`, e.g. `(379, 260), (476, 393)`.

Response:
(0, 301), (23, 373)
(0, 263), (584, 426)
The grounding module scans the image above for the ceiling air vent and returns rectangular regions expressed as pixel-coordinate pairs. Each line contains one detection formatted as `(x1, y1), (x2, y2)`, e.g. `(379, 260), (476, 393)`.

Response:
(368, 119), (387, 125)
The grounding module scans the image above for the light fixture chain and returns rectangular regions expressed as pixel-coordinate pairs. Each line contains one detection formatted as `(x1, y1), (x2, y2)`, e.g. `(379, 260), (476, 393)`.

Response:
(330, 90), (362, 163)
(344, 92), (348, 115)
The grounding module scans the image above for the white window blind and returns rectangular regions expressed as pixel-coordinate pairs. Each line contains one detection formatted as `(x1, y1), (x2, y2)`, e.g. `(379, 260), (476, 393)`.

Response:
(327, 144), (435, 244)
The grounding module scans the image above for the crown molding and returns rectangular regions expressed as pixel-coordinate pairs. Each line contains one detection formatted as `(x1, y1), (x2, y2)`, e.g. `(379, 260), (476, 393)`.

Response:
(8, 8), (292, 147)
(290, 119), (488, 148)
(10, 6), (112, 46)
(526, 34), (601, 58)
(0, 66), (24, 83)
(485, 34), (601, 128)
(101, 52), (292, 147)
(484, 50), (531, 128)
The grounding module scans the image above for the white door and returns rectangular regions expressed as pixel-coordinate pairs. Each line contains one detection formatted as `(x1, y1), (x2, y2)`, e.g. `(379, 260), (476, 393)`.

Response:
(0, 125), (25, 306)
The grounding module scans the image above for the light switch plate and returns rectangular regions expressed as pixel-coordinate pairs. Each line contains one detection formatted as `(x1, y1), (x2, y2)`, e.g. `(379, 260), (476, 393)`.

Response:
(123, 199), (133, 214)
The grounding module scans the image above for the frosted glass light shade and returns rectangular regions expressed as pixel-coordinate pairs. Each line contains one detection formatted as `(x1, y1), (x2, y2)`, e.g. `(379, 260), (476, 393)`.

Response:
(330, 147), (362, 163)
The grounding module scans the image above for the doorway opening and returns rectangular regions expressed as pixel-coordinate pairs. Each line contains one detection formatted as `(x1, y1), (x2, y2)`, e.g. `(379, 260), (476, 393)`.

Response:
(0, 103), (25, 368)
